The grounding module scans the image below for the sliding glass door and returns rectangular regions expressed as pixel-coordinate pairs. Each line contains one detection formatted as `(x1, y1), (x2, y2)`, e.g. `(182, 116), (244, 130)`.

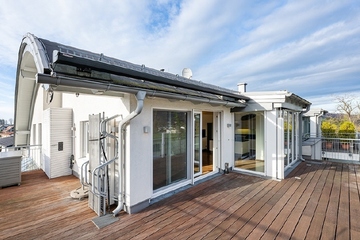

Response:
(153, 110), (188, 191)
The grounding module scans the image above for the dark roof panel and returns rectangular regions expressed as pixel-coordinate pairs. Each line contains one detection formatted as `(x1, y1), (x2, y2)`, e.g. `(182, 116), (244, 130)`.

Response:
(0, 136), (14, 147)
(37, 37), (248, 102)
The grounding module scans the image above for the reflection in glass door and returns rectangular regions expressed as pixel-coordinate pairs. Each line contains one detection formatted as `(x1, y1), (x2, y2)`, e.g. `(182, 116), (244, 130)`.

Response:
(284, 110), (298, 167)
(153, 110), (187, 191)
(234, 112), (264, 173)
(194, 113), (202, 176)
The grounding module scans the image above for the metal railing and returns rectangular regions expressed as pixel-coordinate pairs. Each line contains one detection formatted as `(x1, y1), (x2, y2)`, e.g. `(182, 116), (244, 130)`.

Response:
(92, 157), (118, 198)
(303, 133), (360, 162)
(321, 137), (360, 161)
(1, 145), (42, 172)
(80, 160), (90, 186)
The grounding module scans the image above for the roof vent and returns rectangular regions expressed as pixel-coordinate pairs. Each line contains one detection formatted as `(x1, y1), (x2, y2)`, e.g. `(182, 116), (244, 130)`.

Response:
(237, 83), (247, 93)
(182, 68), (192, 79)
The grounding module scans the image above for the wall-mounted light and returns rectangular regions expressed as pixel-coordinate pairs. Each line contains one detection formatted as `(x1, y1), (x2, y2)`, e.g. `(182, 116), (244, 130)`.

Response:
(227, 124), (231, 128)
(143, 126), (150, 133)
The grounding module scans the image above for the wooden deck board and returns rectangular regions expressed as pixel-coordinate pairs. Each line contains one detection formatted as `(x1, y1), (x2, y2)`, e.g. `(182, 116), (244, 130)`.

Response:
(305, 164), (333, 240)
(349, 165), (360, 239)
(276, 163), (326, 239)
(160, 177), (265, 239)
(270, 164), (322, 237)
(187, 180), (275, 240)
(0, 162), (359, 239)
(320, 164), (341, 240)
(246, 163), (312, 239)
(123, 176), (241, 240)
(196, 177), (274, 239)
(291, 164), (329, 239)
(337, 164), (350, 239)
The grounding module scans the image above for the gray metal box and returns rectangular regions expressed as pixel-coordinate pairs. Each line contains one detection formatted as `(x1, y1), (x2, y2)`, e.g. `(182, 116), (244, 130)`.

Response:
(0, 151), (22, 188)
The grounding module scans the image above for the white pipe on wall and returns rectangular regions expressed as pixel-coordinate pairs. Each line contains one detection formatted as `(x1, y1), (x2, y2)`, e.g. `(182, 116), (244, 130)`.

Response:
(113, 91), (146, 216)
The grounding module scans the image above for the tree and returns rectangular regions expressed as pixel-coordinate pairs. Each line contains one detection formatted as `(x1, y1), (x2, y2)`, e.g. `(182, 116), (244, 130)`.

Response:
(338, 121), (356, 139)
(334, 95), (359, 123)
(321, 121), (337, 138)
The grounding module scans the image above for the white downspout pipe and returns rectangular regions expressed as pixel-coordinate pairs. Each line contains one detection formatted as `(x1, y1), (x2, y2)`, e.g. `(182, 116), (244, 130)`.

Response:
(113, 91), (146, 216)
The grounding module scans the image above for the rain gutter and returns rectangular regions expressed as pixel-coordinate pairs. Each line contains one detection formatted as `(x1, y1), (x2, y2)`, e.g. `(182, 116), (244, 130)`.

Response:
(36, 73), (245, 108)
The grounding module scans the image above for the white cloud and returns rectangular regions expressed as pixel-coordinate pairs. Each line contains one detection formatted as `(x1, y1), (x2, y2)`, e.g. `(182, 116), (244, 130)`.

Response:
(195, 1), (360, 96)
(0, 0), (359, 119)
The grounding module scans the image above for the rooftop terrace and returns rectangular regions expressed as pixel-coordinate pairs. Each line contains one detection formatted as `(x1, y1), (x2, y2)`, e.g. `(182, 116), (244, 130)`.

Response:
(1, 161), (359, 239)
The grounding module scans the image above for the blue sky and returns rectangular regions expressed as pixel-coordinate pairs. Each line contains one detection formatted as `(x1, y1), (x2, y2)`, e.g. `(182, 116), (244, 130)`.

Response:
(0, 0), (359, 121)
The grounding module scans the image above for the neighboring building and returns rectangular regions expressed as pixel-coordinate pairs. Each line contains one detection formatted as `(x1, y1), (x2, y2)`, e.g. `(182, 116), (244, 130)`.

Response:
(302, 109), (328, 160)
(0, 125), (14, 138)
(0, 125), (6, 133)
(0, 136), (14, 152)
(303, 108), (328, 138)
(13, 33), (311, 216)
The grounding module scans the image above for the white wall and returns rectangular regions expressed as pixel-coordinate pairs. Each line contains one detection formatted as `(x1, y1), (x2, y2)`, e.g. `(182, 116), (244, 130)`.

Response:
(125, 96), (233, 210)
(31, 86), (63, 146)
(42, 108), (73, 179)
(32, 89), (129, 178)
(221, 109), (234, 170)
(256, 114), (264, 160)
(62, 92), (130, 177)
(264, 110), (280, 179)
(309, 115), (319, 137)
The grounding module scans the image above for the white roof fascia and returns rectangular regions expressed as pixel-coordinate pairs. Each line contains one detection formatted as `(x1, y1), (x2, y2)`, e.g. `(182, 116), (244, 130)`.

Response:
(241, 101), (274, 111)
(21, 33), (49, 74)
(242, 91), (311, 112)
(304, 108), (328, 117)
(273, 102), (304, 112)
(14, 33), (51, 146)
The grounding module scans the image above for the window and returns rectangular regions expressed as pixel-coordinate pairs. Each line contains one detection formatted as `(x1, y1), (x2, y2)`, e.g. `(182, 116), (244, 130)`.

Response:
(284, 111), (292, 166)
(80, 121), (89, 158)
(283, 110), (299, 167)
(302, 117), (310, 138)
(234, 112), (264, 173)
(153, 110), (188, 191)
(38, 123), (42, 145)
(32, 124), (37, 145)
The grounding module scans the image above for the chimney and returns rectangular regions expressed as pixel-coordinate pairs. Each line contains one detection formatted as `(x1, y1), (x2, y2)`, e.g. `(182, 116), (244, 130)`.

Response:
(237, 83), (247, 93)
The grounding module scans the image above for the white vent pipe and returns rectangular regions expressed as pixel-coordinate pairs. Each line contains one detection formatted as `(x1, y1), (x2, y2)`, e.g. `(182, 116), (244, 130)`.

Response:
(237, 83), (247, 93)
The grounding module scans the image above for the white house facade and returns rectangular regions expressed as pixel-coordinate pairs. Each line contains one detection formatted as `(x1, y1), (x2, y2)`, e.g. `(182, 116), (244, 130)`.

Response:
(14, 33), (311, 216)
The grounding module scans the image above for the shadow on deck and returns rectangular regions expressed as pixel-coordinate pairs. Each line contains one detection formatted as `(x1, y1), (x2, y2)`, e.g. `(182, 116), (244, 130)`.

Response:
(1, 161), (360, 239)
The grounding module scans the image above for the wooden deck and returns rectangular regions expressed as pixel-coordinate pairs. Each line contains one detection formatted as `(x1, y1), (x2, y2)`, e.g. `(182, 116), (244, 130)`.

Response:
(1, 161), (360, 239)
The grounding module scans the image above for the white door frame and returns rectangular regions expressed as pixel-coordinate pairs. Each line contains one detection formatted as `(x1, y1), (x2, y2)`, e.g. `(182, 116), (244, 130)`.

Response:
(193, 111), (202, 178)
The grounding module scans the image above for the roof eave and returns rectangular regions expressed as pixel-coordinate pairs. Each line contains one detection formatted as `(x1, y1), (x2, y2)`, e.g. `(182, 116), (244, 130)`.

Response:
(51, 51), (249, 101)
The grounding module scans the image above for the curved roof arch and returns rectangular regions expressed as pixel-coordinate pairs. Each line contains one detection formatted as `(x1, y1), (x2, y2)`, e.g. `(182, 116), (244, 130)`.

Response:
(14, 33), (51, 146)
(14, 33), (249, 146)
